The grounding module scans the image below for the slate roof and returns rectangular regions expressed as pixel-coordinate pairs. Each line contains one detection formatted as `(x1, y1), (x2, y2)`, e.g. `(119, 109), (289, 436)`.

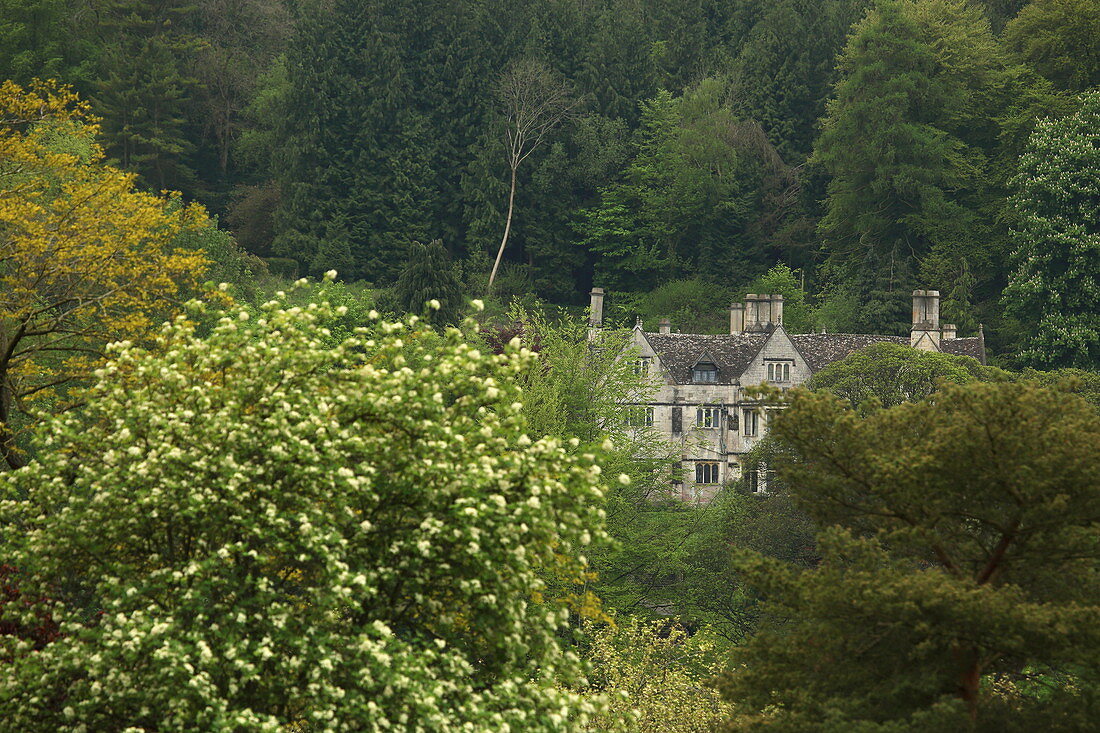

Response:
(941, 336), (986, 364)
(790, 333), (907, 372)
(642, 332), (768, 384)
(643, 329), (986, 384)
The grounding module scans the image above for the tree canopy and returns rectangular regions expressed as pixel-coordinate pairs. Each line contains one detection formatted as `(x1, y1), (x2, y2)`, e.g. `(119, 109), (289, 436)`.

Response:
(1003, 90), (1100, 370)
(718, 381), (1100, 730)
(0, 287), (611, 729)
(0, 80), (209, 469)
(809, 341), (993, 409)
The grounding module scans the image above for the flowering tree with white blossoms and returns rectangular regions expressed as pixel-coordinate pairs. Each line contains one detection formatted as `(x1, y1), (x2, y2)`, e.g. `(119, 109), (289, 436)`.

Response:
(0, 280), (611, 731)
(1003, 89), (1100, 369)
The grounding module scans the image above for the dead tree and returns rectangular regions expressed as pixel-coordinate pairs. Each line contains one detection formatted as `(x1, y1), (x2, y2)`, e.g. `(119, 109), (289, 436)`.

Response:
(487, 58), (578, 293)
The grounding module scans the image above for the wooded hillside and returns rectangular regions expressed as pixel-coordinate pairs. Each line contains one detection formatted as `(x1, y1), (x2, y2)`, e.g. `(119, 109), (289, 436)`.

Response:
(5, 0), (1099, 366)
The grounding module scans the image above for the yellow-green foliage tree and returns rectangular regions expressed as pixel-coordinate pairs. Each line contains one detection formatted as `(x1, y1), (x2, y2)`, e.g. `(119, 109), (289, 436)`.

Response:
(580, 618), (732, 733)
(0, 80), (209, 468)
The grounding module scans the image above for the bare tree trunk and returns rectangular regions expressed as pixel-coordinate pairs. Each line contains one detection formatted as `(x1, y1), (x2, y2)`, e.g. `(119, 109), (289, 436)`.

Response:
(487, 165), (518, 292)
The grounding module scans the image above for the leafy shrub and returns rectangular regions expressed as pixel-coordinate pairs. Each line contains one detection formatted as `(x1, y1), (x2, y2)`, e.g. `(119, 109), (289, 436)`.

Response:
(0, 284), (610, 730)
(579, 618), (732, 732)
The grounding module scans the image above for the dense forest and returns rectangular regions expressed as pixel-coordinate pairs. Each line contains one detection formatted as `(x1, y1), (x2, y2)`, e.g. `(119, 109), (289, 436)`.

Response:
(3, 0), (1100, 730)
(3, 0), (1099, 365)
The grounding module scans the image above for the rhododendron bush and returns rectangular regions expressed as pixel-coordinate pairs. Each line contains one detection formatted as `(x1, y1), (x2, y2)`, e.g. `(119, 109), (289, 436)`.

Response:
(0, 285), (609, 731)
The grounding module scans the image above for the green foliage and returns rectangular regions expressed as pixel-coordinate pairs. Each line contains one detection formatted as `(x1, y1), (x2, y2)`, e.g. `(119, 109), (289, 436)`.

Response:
(717, 382), (1100, 730)
(627, 278), (735, 334)
(815, 0), (1017, 334)
(810, 283), (863, 334)
(1005, 0), (1100, 92)
(1002, 90), (1100, 369)
(166, 201), (256, 298)
(0, 286), (610, 729)
(578, 82), (766, 292)
(261, 257), (298, 280)
(579, 617), (733, 732)
(650, 485), (817, 644)
(1012, 367), (1100, 410)
(496, 304), (732, 622)
(272, 0), (437, 280)
(0, 0), (92, 85)
(391, 239), (465, 325)
(743, 264), (812, 333)
(809, 341), (991, 409)
(727, 0), (871, 163)
(91, 0), (203, 194)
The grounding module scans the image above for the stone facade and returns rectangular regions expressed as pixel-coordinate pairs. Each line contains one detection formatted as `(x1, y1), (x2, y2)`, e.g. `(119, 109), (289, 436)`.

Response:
(594, 289), (987, 502)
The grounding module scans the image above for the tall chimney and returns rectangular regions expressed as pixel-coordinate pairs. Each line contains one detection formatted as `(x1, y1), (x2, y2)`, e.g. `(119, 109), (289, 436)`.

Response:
(911, 289), (940, 329)
(659, 318), (671, 334)
(744, 294), (762, 332)
(729, 302), (745, 334)
(771, 294), (784, 328)
(910, 290), (942, 350)
(588, 287), (604, 328)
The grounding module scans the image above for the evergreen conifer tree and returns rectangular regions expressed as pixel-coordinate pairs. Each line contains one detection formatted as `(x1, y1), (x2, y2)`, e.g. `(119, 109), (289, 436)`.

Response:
(728, 0), (870, 163)
(392, 240), (465, 324)
(92, 0), (203, 195)
(718, 382), (1100, 730)
(273, 0), (439, 281)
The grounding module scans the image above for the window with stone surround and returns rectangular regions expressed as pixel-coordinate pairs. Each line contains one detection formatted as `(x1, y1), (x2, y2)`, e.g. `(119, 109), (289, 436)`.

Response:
(766, 361), (792, 382)
(696, 406), (721, 428)
(625, 405), (654, 427)
(695, 462), (719, 484)
(743, 409), (759, 436)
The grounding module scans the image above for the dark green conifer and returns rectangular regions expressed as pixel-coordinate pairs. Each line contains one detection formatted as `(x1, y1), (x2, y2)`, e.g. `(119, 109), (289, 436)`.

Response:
(719, 382), (1100, 730)
(392, 240), (464, 324)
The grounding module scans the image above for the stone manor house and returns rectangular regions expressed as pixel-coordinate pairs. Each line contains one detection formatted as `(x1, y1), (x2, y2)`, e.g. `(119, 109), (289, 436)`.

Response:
(587, 288), (986, 501)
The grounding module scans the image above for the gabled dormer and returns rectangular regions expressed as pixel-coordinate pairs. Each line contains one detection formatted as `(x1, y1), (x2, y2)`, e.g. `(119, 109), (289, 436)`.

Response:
(690, 352), (720, 384)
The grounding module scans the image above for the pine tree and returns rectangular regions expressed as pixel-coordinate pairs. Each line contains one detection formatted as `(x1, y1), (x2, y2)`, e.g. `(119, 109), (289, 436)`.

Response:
(1003, 90), (1100, 369)
(92, 0), (203, 195)
(273, 0), (435, 281)
(577, 0), (659, 127)
(728, 0), (870, 163)
(718, 382), (1100, 730)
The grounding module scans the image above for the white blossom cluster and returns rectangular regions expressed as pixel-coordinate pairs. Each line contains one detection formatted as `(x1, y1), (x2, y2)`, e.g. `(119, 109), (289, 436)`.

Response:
(1004, 89), (1100, 367)
(0, 286), (610, 731)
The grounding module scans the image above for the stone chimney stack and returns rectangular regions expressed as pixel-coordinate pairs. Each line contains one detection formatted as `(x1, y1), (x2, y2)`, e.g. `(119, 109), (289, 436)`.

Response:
(941, 323), (957, 341)
(771, 294), (784, 327)
(729, 302), (745, 334)
(659, 318), (671, 334)
(744, 294), (763, 332)
(744, 294), (785, 332)
(910, 289), (942, 350)
(588, 287), (604, 328)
